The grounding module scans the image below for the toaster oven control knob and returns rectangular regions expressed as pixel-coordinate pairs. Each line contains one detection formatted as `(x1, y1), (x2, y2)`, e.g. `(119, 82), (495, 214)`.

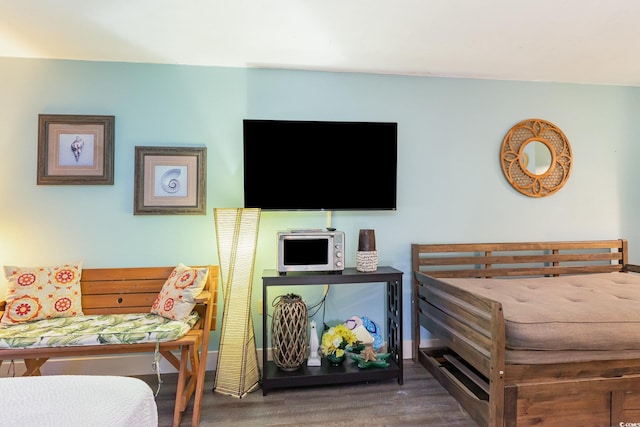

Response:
(336, 260), (343, 268)
(336, 250), (343, 258)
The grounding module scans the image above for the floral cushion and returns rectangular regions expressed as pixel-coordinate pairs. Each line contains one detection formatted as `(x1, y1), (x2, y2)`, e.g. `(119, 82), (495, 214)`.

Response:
(151, 263), (208, 321)
(2, 263), (83, 325)
(0, 312), (199, 349)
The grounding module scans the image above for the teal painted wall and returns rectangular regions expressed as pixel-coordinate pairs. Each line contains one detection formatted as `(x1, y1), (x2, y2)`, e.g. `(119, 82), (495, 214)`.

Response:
(2, 58), (640, 352)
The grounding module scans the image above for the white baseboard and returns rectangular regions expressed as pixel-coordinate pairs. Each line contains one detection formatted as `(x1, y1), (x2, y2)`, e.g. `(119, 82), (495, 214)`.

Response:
(1, 340), (422, 377)
(419, 338), (442, 349)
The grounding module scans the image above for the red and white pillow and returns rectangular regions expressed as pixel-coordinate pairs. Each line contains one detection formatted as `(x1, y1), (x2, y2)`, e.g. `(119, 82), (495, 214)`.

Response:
(2, 262), (84, 325)
(151, 263), (209, 321)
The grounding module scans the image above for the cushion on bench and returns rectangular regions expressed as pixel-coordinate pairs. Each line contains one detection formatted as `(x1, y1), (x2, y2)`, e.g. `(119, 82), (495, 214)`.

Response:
(2, 262), (84, 324)
(0, 312), (199, 349)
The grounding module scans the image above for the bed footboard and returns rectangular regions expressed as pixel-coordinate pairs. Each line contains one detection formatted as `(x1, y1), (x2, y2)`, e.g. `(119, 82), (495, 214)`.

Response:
(415, 270), (505, 427)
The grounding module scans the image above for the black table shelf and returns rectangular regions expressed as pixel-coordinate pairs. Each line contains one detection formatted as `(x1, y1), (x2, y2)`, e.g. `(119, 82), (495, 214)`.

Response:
(261, 267), (403, 395)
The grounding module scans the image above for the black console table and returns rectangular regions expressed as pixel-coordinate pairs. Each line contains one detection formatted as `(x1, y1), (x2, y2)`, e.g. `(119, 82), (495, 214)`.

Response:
(261, 267), (403, 395)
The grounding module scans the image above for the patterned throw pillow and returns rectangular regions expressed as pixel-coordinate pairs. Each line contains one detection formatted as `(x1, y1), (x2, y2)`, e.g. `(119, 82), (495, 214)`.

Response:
(151, 263), (208, 321)
(2, 262), (83, 325)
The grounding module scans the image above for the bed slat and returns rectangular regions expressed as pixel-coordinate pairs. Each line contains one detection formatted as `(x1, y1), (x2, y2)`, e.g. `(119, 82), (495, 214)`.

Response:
(416, 251), (622, 267)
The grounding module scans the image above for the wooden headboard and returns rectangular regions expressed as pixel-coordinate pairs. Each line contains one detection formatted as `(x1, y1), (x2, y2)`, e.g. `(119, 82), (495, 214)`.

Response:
(412, 239), (627, 279)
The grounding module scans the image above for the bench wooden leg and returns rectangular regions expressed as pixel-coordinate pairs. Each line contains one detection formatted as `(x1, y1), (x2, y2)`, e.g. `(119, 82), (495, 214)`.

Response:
(171, 345), (191, 427)
(161, 350), (182, 372)
(191, 344), (207, 427)
(23, 358), (48, 376)
(162, 344), (203, 427)
(161, 333), (205, 427)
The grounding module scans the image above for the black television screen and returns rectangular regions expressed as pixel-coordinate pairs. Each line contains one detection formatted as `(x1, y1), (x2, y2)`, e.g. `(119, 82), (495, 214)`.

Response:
(243, 119), (397, 211)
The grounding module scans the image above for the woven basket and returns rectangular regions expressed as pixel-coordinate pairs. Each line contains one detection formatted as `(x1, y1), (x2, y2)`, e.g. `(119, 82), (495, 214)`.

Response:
(356, 251), (378, 272)
(271, 294), (308, 371)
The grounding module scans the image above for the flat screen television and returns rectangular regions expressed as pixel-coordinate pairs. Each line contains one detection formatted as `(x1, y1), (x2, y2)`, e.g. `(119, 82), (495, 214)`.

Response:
(243, 119), (397, 211)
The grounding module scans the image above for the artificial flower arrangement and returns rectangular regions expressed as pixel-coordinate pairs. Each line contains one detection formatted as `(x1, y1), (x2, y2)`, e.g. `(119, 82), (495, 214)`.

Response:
(320, 323), (358, 358)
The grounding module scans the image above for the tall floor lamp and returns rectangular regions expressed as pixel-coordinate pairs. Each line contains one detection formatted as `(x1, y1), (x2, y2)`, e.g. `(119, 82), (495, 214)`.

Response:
(213, 208), (261, 398)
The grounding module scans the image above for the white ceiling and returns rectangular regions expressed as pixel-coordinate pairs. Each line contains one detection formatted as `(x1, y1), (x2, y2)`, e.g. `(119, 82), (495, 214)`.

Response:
(2, 0), (640, 86)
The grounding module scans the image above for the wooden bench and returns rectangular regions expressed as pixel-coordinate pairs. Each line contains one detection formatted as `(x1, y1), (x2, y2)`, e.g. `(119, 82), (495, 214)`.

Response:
(0, 265), (219, 427)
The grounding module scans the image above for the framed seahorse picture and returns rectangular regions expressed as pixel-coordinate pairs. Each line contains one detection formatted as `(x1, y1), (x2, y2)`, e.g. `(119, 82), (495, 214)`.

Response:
(37, 114), (115, 185)
(134, 146), (207, 215)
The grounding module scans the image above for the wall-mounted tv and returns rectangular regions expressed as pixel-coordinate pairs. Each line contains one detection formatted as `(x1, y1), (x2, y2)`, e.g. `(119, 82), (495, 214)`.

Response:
(243, 119), (398, 211)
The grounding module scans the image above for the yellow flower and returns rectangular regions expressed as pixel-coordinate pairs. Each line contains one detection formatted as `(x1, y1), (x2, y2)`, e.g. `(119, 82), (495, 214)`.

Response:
(320, 323), (358, 356)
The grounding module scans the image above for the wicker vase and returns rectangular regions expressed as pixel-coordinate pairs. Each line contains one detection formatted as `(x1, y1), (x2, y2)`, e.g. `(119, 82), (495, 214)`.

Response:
(271, 294), (308, 371)
(357, 229), (378, 272)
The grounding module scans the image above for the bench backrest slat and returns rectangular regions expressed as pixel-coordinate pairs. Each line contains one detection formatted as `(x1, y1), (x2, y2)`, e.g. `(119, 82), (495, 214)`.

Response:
(82, 294), (159, 312)
(81, 279), (168, 294)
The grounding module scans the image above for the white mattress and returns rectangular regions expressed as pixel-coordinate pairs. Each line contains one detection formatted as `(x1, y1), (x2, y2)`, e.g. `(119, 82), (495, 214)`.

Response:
(0, 375), (158, 427)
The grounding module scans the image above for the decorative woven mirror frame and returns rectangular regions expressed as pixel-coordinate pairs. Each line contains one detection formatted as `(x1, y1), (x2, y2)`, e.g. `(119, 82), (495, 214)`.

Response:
(500, 118), (572, 198)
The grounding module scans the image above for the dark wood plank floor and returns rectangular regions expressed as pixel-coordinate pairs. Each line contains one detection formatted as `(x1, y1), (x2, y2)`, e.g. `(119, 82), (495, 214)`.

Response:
(136, 361), (478, 427)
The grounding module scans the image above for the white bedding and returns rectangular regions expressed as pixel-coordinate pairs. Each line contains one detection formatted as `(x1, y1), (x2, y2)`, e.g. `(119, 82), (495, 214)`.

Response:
(0, 375), (158, 427)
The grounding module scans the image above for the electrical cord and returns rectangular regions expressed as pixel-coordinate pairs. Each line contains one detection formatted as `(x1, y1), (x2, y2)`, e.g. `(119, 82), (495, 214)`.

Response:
(266, 285), (330, 321)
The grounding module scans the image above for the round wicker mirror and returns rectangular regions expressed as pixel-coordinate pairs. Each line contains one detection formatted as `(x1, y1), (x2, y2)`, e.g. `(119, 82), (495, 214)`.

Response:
(500, 118), (572, 197)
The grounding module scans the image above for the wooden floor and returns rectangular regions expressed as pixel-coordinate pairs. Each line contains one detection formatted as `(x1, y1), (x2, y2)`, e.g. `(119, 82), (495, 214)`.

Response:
(136, 360), (478, 427)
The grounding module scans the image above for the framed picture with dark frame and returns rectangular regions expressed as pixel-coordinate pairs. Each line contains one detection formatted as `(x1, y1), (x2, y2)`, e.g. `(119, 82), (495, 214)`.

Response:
(37, 114), (115, 185)
(134, 146), (207, 215)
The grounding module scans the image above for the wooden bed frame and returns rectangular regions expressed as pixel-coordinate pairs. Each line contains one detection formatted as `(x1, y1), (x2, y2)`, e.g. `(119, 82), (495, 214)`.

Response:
(412, 239), (640, 426)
